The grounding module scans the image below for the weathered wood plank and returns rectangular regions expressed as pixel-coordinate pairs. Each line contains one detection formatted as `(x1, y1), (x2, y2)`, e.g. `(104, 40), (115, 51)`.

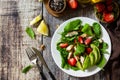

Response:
(0, 0), (42, 80)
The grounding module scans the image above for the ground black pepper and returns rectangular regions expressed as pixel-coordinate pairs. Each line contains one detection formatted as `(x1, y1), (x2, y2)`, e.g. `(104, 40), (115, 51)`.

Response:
(49, 0), (64, 12)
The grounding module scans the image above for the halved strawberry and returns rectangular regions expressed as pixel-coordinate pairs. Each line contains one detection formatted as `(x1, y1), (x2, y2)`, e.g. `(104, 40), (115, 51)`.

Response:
(84, 37), (92, 45)
(86, 47), (92, 54)
(59, 43), (68, 48)
(68, 58), (77, 66)
(104, 12), (114, 23)
(68, 0), (78, 9)
(95, 3), (105, 12)
(78, 36), (83, 44)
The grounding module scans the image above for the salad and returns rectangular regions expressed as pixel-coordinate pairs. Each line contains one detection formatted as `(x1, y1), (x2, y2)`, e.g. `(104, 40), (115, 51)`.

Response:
(57, 19), (108, 71)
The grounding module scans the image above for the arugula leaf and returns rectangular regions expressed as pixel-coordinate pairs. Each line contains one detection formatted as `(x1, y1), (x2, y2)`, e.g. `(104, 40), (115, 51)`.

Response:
(26, 27), (35, 39)
(74, 43), (85, 56)
(64, 19), (82, 32)
(81, 23), (93, 36)
(92, 22), (101, 38)
(22, 65), (33, 74)
(96, 55), (106, 68)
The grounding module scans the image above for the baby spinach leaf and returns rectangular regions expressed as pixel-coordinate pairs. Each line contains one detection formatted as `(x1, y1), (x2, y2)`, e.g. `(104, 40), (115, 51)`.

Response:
(26, 27), (35, 39)
(92, 40), (100, 47)
(64, 19), (82, 32)
(22, 65), (33, 74)
(96, 55), (106, 68)
(100, 42), (108, 54)
(92, 22), (101, 38)
(74, 43), (85, 56)
(81, 23), (93, 36)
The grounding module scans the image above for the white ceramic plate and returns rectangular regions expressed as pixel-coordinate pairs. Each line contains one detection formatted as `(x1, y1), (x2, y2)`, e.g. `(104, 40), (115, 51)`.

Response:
(51, 17), (111, 77)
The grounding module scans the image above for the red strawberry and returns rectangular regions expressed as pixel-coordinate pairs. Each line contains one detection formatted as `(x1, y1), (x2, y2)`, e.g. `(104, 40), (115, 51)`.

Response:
(95, 3), (105, 12)
(68, 0), (78, 9)
(104, 13), (114, 23)
(78, 36), (83, 44)
(107, 5), (113, 11)
(84, 37), (92, 45)
(86, 47), (92, 54)
(68, 58), (77, 66)
(60, 43), (68, 48)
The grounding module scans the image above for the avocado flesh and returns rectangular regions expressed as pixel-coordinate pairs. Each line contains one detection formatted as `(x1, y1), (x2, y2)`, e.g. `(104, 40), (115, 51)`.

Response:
(89, 52), (95, 66)
(83, 56), (91, 70)
(76, 61), (83, 70)
(91, 44), (101, 64)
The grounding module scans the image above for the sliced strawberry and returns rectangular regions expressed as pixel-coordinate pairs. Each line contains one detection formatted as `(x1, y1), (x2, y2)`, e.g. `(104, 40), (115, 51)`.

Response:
(60, 43), (68, 48)
(95, 3), (105, 12)
(78, 36), (83, 44)
(68, 0), (78, 9)
(68, 58), (77, 66)
(104, 13), (114, 23)
(84, 37), (92, 45)
(107, 5), (113, 11)
(86, 47), (92, 54)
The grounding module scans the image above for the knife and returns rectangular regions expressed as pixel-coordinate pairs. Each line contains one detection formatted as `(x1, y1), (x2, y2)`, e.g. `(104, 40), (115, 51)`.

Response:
(32, 47), (56, 80)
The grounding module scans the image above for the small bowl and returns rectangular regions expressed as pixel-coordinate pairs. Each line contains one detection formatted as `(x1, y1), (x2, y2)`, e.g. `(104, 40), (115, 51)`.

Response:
(48, 0), (66, 14)
(95, 2), (119, 23)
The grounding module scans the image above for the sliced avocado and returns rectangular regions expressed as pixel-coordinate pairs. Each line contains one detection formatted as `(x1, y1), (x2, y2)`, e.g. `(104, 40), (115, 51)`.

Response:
(76, 61), (83, 70)
(90, 44), (101, 64)
(96, 46), (101, 64)
(83, 56), (91, 70)
(89, 52), (95, 66)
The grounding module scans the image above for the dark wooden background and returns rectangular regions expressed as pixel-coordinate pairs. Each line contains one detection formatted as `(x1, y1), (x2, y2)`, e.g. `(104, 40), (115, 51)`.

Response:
(0, 0), (105, 80)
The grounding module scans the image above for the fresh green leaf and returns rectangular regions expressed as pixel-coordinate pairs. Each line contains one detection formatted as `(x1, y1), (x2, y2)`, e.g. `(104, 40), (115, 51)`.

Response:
(61, 36), (76, 43)
(70, 66), (80, 71)
(57, 43), (69, 68)
(92, 22), (101, 38)
(96, 55), (106, 68)
(26, 27), (35, 39)
(74, 43), (85, 56)
(81, 23), (93, 36)
(64, 19), (82, 32)
(22, 65), (33, 74)
(100, 42), (108, 54)
(92, 40), (100, 47)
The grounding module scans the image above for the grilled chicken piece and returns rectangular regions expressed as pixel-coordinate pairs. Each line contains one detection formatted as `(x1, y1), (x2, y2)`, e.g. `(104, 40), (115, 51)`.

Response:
(66, 45), (74, 51)
(65, 31), (78, 37)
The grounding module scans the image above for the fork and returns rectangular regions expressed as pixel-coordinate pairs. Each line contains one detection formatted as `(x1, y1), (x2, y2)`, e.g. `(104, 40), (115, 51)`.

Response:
(25, 47), (47, 80)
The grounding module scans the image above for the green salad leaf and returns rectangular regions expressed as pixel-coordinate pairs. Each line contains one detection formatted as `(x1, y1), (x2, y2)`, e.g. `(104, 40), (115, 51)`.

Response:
(64, 19), (82, 32)
(74, 43), (85, 56)
(96, 55), (107, 68)
(81, 23), (93, 36)
(100, 42), (108, 54)
(26, 27), (35, 39)
(92, 22), (101, 38)
(22, 65), (33, 74)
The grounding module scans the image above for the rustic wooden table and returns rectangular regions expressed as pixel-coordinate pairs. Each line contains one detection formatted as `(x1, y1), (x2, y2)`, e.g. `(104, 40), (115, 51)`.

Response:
(0, 0), (105, 80)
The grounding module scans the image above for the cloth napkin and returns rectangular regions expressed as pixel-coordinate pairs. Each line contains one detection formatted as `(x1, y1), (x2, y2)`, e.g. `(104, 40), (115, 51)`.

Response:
(103, 1), (120, 80)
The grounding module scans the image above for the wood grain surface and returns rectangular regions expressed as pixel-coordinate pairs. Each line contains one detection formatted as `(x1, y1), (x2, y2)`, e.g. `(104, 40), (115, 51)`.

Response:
(0, 0), (105, 80)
